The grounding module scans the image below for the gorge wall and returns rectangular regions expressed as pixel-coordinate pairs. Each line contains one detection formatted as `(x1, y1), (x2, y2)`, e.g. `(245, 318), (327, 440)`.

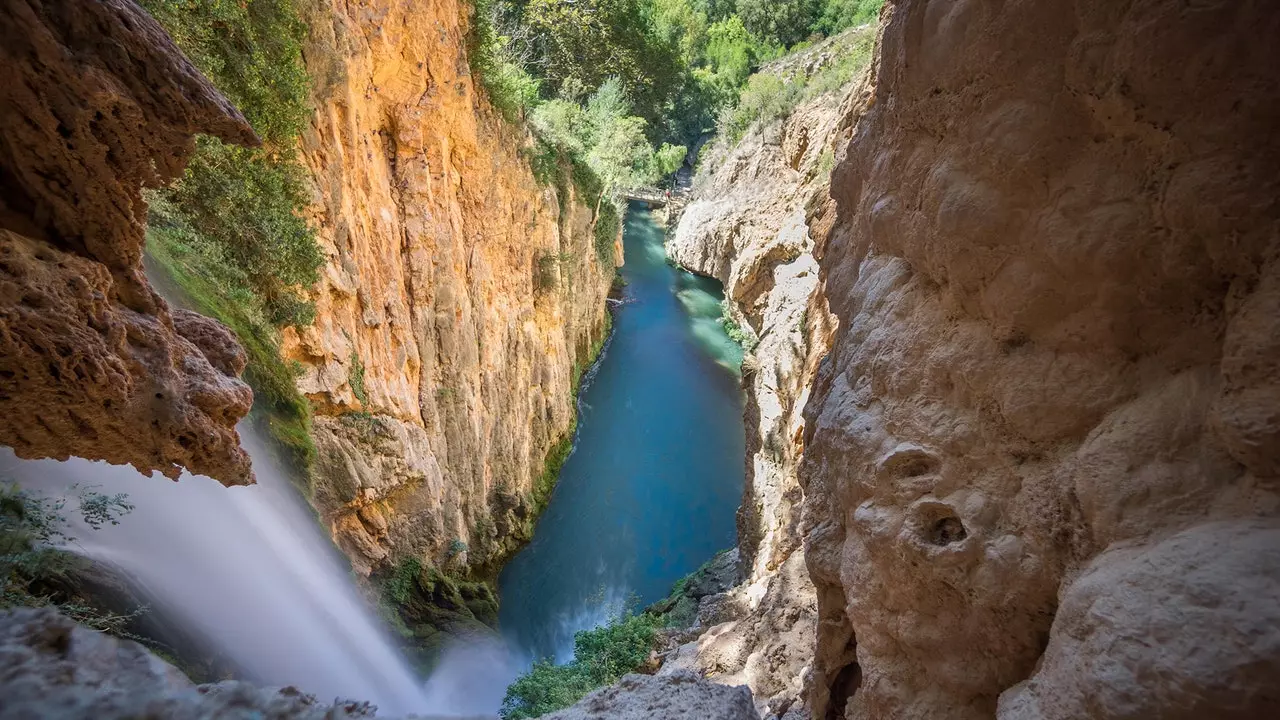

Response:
(284, 0), (616, 578)
(802, 1), (1280, 719)
(660, 29), (873, 720)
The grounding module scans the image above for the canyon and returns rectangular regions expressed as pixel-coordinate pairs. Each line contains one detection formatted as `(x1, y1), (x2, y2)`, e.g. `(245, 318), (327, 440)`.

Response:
(289, 0), (614, 580)
(2, 0), (1278, 719)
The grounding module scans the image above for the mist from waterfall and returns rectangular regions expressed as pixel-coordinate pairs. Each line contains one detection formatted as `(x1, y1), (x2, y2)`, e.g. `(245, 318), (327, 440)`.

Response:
(2, 431), (443, 715)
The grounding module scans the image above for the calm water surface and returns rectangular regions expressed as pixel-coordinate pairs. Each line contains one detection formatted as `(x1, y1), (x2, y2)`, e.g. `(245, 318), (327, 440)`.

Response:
(497, 203), (745, 662)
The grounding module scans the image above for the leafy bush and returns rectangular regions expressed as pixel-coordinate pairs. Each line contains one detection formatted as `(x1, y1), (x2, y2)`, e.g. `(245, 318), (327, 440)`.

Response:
(470, 0), (543, 121)
(149, 139), (322, 328)
(736, 0), (820, 47)
(349, 353), (369, 406)
(814, 0), (884, 36)
(800, 28), (877, 99)
(500, 612), (659, 719)
(1, 484), (140, 636)
(719, 298), (758, 350)
(139, 0), (321, 483)
(717, 72), (801, 142)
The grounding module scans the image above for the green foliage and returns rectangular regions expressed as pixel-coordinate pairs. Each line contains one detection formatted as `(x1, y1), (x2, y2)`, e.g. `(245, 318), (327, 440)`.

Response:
(717, 72), (801, 142)
(1, 485), (142, 637)
(523, 0), (683, 131)
(139, 0), (310, 144)
(384, 556), (424, 606)
(140, 0), (321, 484)
(532, 429), (576, 514)
(716, 23), (877, 144)
(736, 0), (820, 47)
(149, 140), (321, 327)
(800, 28), (877, 98)
(814, 0), (884, 36)
(376, 556), (500, 670)
(719, 298), (757, 350)
(470, 0), (543, 120)
(447, 538), (469, 559)
(500, 612), (659, 719)
(595, 201), (622, 263)
(349, 353), (369, 406)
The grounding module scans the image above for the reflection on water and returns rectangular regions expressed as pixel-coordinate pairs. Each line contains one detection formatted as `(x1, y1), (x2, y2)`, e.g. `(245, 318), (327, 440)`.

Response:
(497, 203), (746, 665)
(677, 272), (745, 373)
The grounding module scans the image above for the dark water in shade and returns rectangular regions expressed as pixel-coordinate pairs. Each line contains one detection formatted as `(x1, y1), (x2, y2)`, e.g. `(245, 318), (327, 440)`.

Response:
(497, 203), (746, 663)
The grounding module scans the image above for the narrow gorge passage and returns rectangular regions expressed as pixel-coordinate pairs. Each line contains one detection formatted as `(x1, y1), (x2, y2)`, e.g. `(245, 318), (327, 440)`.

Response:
(498, 204), (746, 663)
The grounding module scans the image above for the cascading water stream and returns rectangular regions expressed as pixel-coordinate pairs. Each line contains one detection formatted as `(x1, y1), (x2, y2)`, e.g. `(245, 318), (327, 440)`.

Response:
(2, 431), (434, 715)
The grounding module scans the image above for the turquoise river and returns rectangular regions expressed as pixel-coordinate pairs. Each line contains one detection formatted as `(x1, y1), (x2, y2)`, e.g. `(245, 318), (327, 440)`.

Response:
(497, 203), (747, 663)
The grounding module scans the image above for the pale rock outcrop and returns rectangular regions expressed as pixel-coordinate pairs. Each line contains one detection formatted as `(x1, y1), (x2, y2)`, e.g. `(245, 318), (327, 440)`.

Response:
(803, 0), (1280, 718)
(287, 0), (615, 574)
(662, 28), (873, 719)
(0, 0), (256, 485)
(542, 671), (759, 720)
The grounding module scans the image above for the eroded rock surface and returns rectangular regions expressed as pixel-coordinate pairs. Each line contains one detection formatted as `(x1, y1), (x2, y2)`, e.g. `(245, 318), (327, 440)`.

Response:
(803, 1), (1280, 718)
(0, 0), (255, 485)
(289, 0), (616, 575)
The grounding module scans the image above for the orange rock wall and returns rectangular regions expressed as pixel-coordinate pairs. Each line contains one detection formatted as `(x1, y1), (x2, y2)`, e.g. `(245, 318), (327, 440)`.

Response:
(285, 0), (615, 574)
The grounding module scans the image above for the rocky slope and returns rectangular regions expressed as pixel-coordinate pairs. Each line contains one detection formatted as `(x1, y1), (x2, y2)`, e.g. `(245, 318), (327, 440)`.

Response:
(283, 0), (616, 578)
(802, 1), (1280, 718)
(0, 0), (255, 486)
(0, 607), (759, 720)
(660, 28), (873, 719)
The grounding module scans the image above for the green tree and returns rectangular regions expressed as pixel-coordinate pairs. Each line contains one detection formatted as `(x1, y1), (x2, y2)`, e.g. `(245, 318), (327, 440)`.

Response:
(500, 612), (658, 719)
(736, 0), (820, 47)
(523, 0), (683, 131)
(814, 0), (884, 36)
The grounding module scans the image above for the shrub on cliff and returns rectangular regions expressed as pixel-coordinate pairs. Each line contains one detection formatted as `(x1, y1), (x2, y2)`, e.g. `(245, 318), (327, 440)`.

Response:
(138, 0), (321, 483)
(500, 612), (659, 719)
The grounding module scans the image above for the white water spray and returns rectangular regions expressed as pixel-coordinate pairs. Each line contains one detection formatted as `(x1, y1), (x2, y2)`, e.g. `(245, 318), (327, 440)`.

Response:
(2, 431), (433, 715)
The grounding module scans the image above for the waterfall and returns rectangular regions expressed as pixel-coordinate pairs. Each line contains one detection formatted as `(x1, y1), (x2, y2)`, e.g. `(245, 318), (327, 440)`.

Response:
(1, 430), (432, 716)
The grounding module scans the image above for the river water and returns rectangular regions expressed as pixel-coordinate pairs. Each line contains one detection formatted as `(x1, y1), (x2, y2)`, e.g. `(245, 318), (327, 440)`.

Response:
(497, 203), (746, 663)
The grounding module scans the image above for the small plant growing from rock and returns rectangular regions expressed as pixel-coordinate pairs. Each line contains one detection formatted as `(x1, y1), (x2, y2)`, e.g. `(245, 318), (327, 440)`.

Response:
(446, 538), (468, 559)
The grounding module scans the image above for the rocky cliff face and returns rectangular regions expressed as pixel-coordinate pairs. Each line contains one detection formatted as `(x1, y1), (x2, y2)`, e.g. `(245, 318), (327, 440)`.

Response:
(803, 1), (1280, 718)
(282, 0), (615, 576)
(661, 29), (873, 719)
(0, 0), (255, 486)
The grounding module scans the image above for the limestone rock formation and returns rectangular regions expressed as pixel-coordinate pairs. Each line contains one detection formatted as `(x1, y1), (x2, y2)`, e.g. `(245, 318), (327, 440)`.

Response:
(662, 29), (872, 719)
(541, 671), (760, 720)
(803, 1), (1280, 718)
(0, 0), (255, 485)
(288, 0), (616, 575)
